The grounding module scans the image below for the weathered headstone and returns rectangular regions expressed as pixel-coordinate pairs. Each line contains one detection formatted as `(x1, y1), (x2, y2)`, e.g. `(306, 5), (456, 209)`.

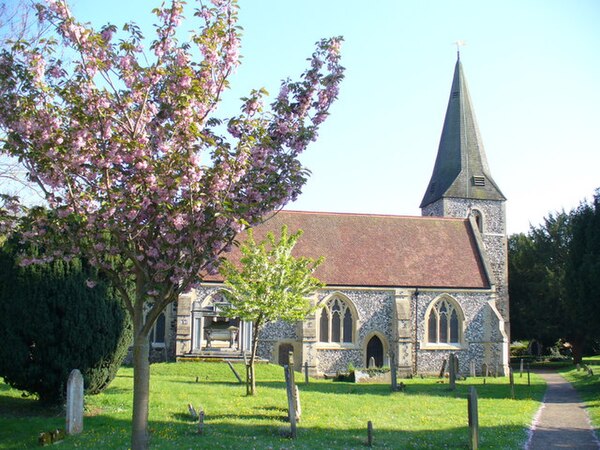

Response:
(482, 363), (488, 378)
(439, 358), (447, 378)
(197, 409), (205, 435)
(453, 354), (460, 376)
(368, 356), (376, 369)
(449, 353), (456, 390)
(468, 387), (479, 449)
(66, 369), (84, 435)
(519, 358), (524, 377)
(188, 403), (198, 420)
(470, 360), (476, 378)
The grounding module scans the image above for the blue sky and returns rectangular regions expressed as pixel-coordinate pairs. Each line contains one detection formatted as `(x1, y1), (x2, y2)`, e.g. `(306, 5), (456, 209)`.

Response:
(68, 1), (600, 233)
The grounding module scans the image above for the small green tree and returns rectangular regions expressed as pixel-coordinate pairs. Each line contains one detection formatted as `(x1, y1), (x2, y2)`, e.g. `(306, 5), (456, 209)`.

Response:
(219, 225), (324, 395)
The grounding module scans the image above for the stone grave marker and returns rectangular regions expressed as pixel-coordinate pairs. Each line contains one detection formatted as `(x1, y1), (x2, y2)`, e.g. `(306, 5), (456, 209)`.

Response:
(470, 360), (476, 378)
(66, 369), (84, 435)
(368, 356), (376, 369)
(468, 387), (479, 449)
(449, 358), (455, 386)
(439, 358), (447, 378)
(519, 358), (524, 377)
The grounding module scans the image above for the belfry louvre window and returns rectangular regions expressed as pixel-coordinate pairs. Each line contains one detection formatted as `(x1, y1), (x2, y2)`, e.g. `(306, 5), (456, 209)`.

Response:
(319, 297), (354, 343)
(427, 298), (462, 344)
(472, 175), (485, 186)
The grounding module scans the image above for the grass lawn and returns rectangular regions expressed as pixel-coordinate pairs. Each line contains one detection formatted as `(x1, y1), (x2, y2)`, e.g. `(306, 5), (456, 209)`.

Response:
(0, 362), (545, 449)
(560, 355), (600, 431)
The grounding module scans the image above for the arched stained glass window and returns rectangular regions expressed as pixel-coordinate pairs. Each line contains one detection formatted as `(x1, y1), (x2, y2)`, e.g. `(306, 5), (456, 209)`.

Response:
(426, 298), (463, 345)
(318, 296), (355, 344)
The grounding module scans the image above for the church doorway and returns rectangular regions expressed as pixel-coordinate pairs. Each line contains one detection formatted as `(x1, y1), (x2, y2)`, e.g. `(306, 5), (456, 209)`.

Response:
(366, 335), (384, 368)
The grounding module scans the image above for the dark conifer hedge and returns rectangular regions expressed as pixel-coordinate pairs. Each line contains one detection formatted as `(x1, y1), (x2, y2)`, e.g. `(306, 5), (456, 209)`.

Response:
(0, 239), (132, 404)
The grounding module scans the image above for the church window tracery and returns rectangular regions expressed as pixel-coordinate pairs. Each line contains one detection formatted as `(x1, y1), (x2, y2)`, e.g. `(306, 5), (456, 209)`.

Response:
(426, 297), (463, 345)
(318, 296), (355, 344)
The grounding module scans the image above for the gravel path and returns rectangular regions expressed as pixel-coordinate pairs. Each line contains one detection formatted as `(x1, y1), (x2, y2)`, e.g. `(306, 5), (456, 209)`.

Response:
(526, 371), (599, 449)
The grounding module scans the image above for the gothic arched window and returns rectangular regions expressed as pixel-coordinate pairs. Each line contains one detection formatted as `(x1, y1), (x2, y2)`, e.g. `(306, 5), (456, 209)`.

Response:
(150, 312), (166, 346)
(318, 296), (355, 344)
(426, 297), (463, 345)
(471, 209), (483, 233)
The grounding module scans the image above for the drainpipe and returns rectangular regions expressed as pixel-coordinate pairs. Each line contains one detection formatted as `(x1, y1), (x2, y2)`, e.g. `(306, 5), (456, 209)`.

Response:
(413, 288), (420, 375)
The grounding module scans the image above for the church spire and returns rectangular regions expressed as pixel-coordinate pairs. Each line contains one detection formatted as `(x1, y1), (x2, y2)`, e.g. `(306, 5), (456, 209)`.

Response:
(420, 57), (505, 209)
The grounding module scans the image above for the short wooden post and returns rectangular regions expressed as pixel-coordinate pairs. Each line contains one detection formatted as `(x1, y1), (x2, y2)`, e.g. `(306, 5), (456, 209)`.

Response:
(284, 351), (298, 439)
(449, 353), (456, 390)
(509, 368), (515, 399)
(367, 420), (373, 447)
(527, 363), (531, 387)
(226, 360), (243, 384)
(468, 387), (479, 450)
(304, 361), (309, 384)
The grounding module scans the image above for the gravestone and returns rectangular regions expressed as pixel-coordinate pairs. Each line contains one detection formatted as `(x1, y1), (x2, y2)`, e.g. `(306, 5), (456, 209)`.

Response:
(470, 360), (476, 378)
(439, 359), (447, 378)
(468, 387), (479, 449)
(66, 369), (84, 435)
(368, 356), (376, 369)
(448, 353), (456, 390)
(519, 358), (524, 377)
(482, 363), (488, 378)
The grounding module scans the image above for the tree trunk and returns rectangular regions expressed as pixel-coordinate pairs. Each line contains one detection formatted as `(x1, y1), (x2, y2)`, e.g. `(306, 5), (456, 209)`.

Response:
(246, 320), (260, 396)
(571, 338), (584, 364)
(246, 363), (255, 396)
(131, 316), (151, 450)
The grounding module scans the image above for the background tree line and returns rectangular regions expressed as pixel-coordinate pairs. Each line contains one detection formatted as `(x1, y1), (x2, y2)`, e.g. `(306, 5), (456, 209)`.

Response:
(509, 188), (600, 363)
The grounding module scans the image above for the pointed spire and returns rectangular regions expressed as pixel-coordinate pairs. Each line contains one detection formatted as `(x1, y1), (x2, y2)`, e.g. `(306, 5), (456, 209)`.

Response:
(420, 57), (505, 209)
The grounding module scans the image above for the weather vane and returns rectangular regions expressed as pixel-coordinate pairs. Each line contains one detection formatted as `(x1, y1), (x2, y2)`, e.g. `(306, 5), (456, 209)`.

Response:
(454, 40), (466, 59)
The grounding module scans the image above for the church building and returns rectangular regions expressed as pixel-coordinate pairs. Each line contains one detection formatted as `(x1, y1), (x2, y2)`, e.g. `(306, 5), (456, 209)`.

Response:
(165, 56), (510, 377)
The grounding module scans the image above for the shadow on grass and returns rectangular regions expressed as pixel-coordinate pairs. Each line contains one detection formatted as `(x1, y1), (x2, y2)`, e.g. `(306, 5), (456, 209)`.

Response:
(0, 408), (534, 450)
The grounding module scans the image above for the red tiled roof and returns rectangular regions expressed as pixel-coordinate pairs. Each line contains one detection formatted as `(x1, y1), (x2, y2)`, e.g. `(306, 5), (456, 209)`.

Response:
(208, 210), (490, 289)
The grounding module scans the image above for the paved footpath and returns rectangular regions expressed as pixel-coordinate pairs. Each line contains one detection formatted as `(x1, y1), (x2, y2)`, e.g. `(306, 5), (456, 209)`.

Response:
(526, 371), (600, 449)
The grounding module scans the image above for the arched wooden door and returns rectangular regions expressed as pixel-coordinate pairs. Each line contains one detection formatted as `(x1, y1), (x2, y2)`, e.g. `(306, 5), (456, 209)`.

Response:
(366, 335), (384, 368)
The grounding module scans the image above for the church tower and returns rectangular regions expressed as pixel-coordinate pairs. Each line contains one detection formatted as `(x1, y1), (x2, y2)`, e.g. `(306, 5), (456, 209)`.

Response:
(420, 55), (509, 339)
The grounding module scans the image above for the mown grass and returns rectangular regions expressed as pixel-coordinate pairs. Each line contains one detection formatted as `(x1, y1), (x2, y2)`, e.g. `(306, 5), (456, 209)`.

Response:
(560, 355), (600, 431)
(0, 362), (545, 449)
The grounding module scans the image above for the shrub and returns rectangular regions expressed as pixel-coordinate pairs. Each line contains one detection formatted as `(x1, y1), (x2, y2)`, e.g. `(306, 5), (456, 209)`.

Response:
(0, 240), (132, 404)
